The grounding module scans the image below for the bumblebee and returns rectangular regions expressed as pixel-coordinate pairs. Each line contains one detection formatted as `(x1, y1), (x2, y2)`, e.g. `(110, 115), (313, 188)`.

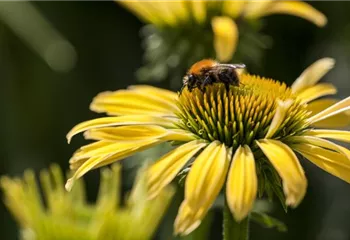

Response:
(182, 59), (245, 92)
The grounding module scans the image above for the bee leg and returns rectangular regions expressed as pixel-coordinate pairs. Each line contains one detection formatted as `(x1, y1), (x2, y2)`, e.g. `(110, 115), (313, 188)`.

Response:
(179, 85), (185, 95)
(201, 76), (211, 92)
(187, 83), (195, 92)
(224, 82), (230, 92)
(229, 70), (240, 86)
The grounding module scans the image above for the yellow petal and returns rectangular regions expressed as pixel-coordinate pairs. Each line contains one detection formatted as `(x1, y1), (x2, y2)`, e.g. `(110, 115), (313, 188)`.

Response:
(66, 138), (161, 191)
(70, 141), (133, 163)
(297, 83), (337, 104)
(150, 2), (179, 26)
(257, 1), (327, 27)
(118, 1), (163, 25)
(190, 0), (207, 24)
(303, 129), (350, 143)
(168, 1), (189, 24)
(69, 137), (163, 168)
(291, 58), (335, 94)
(84, 125), (196, 142)
(70, 138), (161, 167)
(92, 140), (160, 169)
(265, 99), (294, 139)
(288, 136), (350, 160)
(256, 139), (307, 207)
(148, 140), (207, 199)
(307, 96), (350, 125)
(174, 200), (208, 236)
(120, 1), (182, 26)
(84, 125), (168, 141)
(243, 1), (273, 19)
(226, 145), (257, 221)
(222, 1), (246, 18)
(128, 85), (178, 103)
(66, 115), (177, 143)
(292, 144), (350, 183)
(185, 141), (229, 211)
(307, 99), (350, 128)
(90, 87), (178, 116)
(211, 17), (238, 62)
(162, 129), (198, 142)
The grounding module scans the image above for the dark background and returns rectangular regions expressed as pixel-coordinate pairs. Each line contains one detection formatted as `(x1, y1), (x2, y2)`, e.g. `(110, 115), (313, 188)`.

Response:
(1, 2), (350, 240)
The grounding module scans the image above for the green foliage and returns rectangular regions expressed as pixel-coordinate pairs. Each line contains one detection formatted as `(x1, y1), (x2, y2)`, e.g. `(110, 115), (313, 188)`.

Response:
(137, 18), (271, 89)
(250, 212), (287, 232)
(256, 157), (288, 212)
(1, 164), (174, 240)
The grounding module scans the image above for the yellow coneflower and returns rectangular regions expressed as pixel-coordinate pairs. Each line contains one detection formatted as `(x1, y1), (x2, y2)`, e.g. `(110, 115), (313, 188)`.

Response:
(118, 1), (327, 83)
(66, 57), (350, 235)
(1, 163), (174, 240)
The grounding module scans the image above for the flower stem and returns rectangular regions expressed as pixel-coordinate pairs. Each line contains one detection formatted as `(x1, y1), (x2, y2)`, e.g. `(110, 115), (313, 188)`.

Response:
(223, 201), (250, 240)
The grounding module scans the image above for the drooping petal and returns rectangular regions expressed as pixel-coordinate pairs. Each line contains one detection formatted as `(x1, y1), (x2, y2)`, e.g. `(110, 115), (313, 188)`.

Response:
(128, 85), (178, 103)
(127, 85), (178, 102)
(66, 115), (177, 143)
(65, 138), (162, 191)
(256, 139), (307, 207)
(120, 1), (179, 26)
(211, 16), (238, 62)
(150, 2), (181, 26)
(162, 129), (198, 142)
(256, 1), (327, 27)
(292, 144), (350, 183)
(84, 126), (196, 142)
(174, 200), (208, 236)
(69, 141), (143, 163)
(288, 136), (350, 160)
(169, 1), (190, 24)
(190, 0), (207, 23)
(70, 138), (161, 168)
(291, 58), (335, 94)
(307, 96), (350, 125)
(118, 1), (163, 25)
(303, 129), (350, 143)
(222, 1), (246, 18)
(148, 140), (207, 199)
(265, 99), (294, 139)
(307, 99), (350, 128)
(242, 1), (273, 18)
(297, 83), (337, 104)
(84, 125), (168, 141)
(185, 141), (229, 211)
(90, 87), (179, 117)
(226, 145), (257, 221)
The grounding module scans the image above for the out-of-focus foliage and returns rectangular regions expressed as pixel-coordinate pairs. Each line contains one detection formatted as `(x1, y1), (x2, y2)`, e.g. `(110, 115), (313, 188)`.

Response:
(119, 1), (326, 88)
(1, 163), (174, 240)
(0, 2), (76, 72)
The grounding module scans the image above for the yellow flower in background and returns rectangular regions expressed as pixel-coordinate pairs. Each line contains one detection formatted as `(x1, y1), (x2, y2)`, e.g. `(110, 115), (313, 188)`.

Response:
(120, 0), (326, 62)
(1, 163), (173, 240)
(65, 57), (350, 235)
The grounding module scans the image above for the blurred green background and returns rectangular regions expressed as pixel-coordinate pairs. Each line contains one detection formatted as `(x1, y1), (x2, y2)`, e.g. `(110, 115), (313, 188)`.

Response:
(1, 2), (350, 240)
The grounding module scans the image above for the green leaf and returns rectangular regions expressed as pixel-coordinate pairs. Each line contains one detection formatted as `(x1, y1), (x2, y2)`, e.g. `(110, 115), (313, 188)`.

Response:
(271, 182), (288, 213)
(251, 212), (287, 232)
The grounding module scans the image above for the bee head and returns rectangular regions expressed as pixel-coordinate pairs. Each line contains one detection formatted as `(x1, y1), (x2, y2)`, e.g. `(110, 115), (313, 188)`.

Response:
(183, 74), (196, 85)
(183, 75), (189, 85)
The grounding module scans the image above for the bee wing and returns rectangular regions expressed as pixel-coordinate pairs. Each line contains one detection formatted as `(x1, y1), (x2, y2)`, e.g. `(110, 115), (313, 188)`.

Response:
(206, 64), (246, 74)
(218, 63), (246, 69)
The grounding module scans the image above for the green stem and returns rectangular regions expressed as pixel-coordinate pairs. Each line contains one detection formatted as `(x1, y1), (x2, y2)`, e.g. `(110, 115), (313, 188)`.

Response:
(223, 201), (250, 240)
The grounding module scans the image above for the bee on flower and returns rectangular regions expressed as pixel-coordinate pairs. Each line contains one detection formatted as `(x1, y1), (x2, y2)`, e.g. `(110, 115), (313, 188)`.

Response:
(66, 57), (350, 235)
(118, 1), (327, 84)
